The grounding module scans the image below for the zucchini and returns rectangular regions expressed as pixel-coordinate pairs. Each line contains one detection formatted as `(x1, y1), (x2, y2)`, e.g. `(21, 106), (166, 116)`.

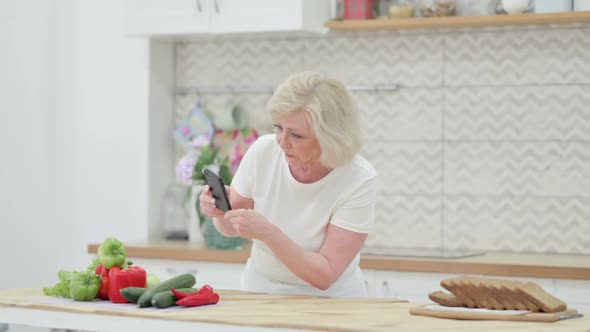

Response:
(137, 273), (196, 308)
(151, 288), (198, 308)
(120, 287), (147, 303)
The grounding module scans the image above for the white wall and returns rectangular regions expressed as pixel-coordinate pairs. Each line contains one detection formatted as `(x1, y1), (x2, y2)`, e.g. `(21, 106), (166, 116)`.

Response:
(0, 0), (150, 288)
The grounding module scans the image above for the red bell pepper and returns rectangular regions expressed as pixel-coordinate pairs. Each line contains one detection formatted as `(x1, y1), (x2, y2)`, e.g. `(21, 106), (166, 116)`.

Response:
(176, 291), (219, 307)
(171, 285), (213, 300)
(108, 262), (147, 303)
(95, 264), (110, 300)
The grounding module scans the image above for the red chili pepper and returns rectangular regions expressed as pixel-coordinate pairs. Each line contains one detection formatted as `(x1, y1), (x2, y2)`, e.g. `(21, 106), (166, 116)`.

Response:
(94, 264), (110, 300)
(172, 285), (214, 299)
(176, 292), (219, 307)
(198, 285), (214, 294)
(108, 263), (147, 303)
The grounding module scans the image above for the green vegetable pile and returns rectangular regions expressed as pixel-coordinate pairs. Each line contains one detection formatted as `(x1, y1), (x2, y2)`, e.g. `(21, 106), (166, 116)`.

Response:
(43, 258), (100, 300)
(43, 237), (157, 302)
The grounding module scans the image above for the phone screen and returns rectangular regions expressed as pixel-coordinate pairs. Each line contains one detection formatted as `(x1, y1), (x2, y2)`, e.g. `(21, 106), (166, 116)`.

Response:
(203, 168), (232, 212)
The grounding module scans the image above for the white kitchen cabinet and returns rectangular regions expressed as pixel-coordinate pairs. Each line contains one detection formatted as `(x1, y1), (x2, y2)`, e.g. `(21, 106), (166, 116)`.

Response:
(126, 0), (210, 35)
(126, 0), (331, 36)
(374, 271), (462, 303)
(554, 279), (590, 312)
(362, 269), (376, 298)
(122, 258), (244, 291)
(369, 270), (590, 312)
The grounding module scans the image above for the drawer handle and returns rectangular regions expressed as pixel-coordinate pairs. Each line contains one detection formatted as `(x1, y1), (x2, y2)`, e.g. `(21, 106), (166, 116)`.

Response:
(165, 268), (199, 276)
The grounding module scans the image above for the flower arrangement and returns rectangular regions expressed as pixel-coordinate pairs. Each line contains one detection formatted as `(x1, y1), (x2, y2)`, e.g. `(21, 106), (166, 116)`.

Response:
(175, 136), (232, 187)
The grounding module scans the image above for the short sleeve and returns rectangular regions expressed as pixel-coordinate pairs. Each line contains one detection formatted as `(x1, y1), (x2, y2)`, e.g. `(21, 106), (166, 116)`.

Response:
(329, 176), (377, 234)
(230, 136), (263, 198)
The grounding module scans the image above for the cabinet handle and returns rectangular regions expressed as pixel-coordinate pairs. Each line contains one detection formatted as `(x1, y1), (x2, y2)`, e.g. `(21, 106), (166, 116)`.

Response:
(214, 0), (220, 14)
(166, 267), (199, 276)
(382, 280), (391, 298)
(195, 0), (202, 13)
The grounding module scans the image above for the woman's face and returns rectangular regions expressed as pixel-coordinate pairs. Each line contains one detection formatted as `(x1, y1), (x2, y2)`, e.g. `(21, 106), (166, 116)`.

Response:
(274, 111), (322, 168)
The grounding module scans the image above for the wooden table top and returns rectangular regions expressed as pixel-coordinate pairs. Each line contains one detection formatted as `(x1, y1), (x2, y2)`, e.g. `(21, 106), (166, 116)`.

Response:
(0, 288), (587, 332)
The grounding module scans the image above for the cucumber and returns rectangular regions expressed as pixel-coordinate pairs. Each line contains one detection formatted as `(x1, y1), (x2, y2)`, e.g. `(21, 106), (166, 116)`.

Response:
(137, 273), (196, 308)
(120, 287), (147, 303)
(151, 288), (199, 308)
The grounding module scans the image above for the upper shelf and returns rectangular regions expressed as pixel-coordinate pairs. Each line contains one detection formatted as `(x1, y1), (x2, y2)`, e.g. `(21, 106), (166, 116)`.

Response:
(325, 11), (590, 31)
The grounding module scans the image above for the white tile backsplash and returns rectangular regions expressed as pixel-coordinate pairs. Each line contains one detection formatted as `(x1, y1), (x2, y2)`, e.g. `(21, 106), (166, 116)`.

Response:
(176, 25), (590, 255)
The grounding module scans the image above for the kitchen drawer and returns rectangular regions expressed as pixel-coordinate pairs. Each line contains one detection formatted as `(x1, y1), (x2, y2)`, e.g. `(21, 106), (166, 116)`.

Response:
(126, 258), (244, 290)
(554, 279), (590, 312)
(374, 271), (465, 302)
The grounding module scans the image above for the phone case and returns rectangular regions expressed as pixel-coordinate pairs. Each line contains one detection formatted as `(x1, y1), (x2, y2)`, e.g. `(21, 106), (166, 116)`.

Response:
(203, 169), (232, 212)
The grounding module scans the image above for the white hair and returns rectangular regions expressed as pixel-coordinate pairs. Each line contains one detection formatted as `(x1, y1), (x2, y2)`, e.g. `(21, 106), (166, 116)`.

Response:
(266, 71), (362, 168)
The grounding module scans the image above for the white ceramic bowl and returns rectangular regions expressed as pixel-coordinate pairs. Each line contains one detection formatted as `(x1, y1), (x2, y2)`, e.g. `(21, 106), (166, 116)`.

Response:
(501, 0), (530, 14)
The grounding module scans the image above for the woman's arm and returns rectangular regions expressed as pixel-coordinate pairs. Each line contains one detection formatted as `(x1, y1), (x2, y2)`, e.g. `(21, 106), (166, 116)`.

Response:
(225, 208), (367, 290)
(265, 223), (367, 290)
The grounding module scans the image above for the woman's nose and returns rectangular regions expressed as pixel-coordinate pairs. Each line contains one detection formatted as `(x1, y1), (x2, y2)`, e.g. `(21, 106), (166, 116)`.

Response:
(278, 132), (289, 148)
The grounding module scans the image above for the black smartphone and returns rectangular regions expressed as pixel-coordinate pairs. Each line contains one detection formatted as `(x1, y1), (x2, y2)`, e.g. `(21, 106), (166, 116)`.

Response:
(202, 168), (232, 212)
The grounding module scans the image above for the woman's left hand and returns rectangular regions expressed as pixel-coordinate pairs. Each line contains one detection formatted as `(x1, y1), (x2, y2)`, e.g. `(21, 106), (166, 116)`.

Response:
(224, 209), (277, 242)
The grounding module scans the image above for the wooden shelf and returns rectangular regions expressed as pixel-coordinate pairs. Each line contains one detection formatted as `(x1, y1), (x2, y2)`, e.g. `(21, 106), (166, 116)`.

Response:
(325, 11), (590, 31)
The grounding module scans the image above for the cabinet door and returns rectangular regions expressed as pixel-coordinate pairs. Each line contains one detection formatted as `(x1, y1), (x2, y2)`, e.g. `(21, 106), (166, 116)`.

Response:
(553, 279), (590, 313)
(126, 0), (210, 35)
(210, 0), (330, 33)
(374, 271), (468, 303)
(129, 258), (244, 290)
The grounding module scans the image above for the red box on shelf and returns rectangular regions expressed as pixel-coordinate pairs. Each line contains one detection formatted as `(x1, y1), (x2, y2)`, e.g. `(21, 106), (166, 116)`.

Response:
(344, 0), (374, 20)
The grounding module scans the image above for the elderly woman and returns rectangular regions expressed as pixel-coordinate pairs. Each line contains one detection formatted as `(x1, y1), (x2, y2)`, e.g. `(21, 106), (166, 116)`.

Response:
(200, 71), (377, 298)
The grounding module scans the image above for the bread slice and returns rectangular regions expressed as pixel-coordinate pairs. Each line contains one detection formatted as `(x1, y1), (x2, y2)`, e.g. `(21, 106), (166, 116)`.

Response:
(441, 277), (476, 308)
(485, 279), (524, 310)
(515, 282), (567, 313)
(439, 276), (564, 312)
(461, 276), (494, 309)
(469, 277), (505, 310)
(499, 281), (540, 312)
(428, 290), (464, 307)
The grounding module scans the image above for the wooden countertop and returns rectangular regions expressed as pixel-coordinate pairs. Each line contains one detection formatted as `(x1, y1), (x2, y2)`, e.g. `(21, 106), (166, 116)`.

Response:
(0, 288), (587, 332)
(87, 241), (590, 280)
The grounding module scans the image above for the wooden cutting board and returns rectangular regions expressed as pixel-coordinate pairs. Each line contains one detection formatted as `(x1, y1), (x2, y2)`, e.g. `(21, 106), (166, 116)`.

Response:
(410, 304), (584, 322)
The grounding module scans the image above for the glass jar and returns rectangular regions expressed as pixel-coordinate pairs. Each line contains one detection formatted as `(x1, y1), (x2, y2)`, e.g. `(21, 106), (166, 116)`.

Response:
(376, 0), (392, 18)
(455, 0), (498, 16)
(496, 0), (534, 14)
(419, 0), (456, 17)
(389, 0), (416, 18)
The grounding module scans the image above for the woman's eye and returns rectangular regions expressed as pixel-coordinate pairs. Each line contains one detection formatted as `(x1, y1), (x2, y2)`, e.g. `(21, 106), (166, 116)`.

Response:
(274, 124), (283, 131)
(292, 133), (302, 139)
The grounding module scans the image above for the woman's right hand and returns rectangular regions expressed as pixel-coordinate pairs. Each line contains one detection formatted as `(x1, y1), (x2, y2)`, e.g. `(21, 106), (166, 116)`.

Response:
(199, 185), (227, 219)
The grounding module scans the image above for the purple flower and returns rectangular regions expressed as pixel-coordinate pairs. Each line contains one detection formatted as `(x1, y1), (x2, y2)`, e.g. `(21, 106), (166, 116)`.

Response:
(176, 153), (198, 185)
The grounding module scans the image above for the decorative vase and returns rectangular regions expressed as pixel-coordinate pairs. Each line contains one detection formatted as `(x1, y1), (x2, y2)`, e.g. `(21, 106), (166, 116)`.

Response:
(187, 182), (206, 245)
(205, 217), (244, 250)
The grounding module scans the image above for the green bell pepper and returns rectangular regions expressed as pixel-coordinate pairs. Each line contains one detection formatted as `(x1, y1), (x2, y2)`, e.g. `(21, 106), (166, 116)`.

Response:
(69, 270), (100, 301)
(97, 237), (127, 269)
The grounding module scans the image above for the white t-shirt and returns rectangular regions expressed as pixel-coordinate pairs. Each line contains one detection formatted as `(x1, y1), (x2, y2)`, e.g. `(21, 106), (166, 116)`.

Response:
(231, 134), (377, 287)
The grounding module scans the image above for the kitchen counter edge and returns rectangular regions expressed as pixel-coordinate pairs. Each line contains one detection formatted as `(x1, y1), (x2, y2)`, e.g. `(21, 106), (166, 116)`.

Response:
(87, 242), (590, 280)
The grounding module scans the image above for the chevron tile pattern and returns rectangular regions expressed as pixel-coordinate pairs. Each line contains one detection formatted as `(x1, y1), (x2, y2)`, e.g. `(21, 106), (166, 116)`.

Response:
(303, 32), (443, 87)
(355, 89), (443, 141)
(362, 142), (442, 195)
(176, 26), (590, 255)
(445, 86), (590, 141)
(444, 196), (590, 254)
(445, 142), (590, 197)
(367, 195), (442, 249)
(176, 39), (303, 88)
(445, 27), (590, 86)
